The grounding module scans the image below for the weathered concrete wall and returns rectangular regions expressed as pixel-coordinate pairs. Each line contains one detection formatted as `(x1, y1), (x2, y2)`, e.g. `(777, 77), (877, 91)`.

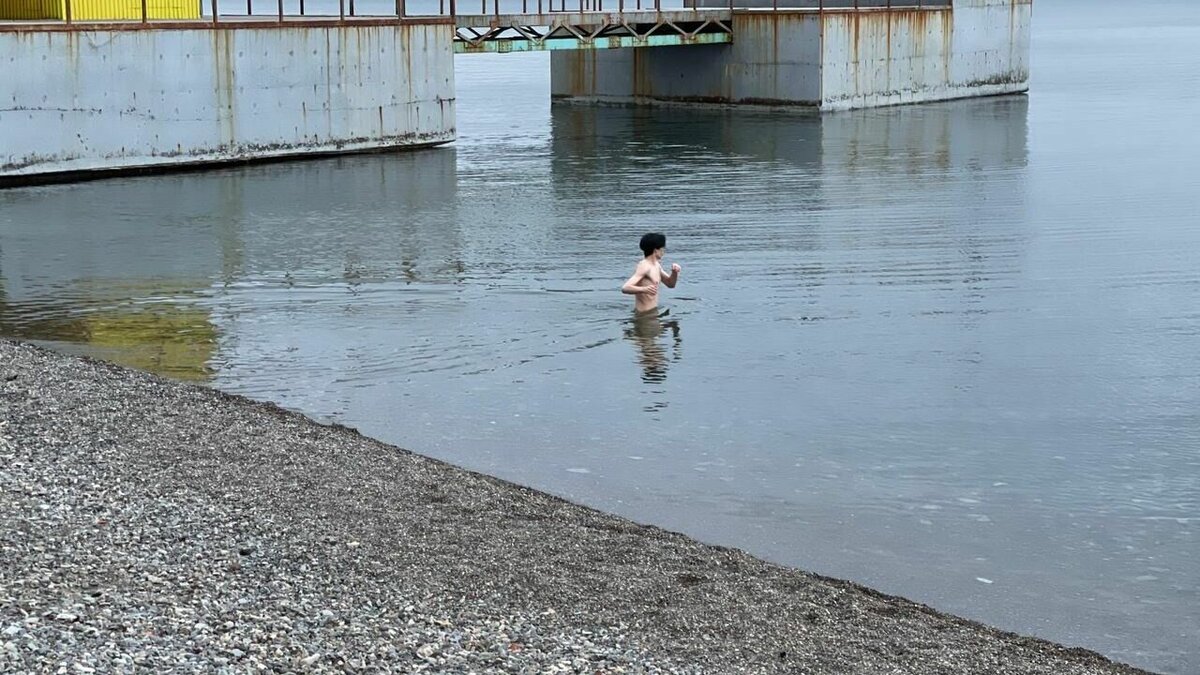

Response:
(0, 23), (455, 181)
(732, 12), (823, 104)
(950, 0), (1031, 96)
(550, 13), (822, 106)
(551, 0), (1030, 111)
(552, 47), (720, 104)
(821, 0), (1030, 110)
(820, 9), (955, 109)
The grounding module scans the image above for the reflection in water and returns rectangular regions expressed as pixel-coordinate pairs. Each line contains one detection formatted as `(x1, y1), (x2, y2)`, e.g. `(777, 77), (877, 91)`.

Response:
(624, 310), (682, 411)
(549, 94), (1027, 170)
(0, 149), (460, 382)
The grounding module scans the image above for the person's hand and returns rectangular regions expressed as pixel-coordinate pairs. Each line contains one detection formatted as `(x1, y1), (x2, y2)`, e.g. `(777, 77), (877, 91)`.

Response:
(642, 284), (658, 297)
(671, 263), (682, 274)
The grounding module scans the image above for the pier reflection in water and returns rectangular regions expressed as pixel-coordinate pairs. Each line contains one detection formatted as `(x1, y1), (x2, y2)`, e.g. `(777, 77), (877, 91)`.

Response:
(3, 3), (1200, 670)
(0, 186), (224, 380)
(0, 149), (461, 384)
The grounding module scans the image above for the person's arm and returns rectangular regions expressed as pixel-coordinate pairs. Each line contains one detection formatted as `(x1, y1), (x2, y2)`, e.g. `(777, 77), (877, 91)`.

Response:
(661, 263), (681, 288)
(622, 264), (657, 296)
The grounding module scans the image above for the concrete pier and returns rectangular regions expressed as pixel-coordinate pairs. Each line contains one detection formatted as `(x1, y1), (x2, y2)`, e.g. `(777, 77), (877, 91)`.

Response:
(550, 0), (1031, 111)
(0, 22), (456, 182)
(0, 0), (1032, 182)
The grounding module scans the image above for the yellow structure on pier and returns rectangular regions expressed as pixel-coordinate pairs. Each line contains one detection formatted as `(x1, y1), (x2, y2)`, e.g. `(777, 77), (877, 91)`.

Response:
(0, 0), (200, 20)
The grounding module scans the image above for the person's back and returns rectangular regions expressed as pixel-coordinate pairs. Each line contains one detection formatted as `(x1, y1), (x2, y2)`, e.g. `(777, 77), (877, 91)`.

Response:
(622, 232), (680, 313)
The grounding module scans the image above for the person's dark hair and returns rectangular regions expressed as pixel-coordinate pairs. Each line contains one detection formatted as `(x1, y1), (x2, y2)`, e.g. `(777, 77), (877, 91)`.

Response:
(639, 232), (666, 257)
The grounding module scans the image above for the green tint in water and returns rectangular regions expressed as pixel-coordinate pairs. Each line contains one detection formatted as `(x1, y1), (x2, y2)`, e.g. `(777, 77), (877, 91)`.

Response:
(0, 279), (217, 381)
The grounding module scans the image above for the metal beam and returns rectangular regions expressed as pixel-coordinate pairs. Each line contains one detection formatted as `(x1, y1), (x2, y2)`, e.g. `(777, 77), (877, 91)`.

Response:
(454, 30), (732, 52)
(453, 10), (730, 25)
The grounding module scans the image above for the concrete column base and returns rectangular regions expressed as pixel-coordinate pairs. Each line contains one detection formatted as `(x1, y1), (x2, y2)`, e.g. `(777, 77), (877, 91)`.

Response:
(1, 23), (457, 183)
(551, 0), (1031, 111)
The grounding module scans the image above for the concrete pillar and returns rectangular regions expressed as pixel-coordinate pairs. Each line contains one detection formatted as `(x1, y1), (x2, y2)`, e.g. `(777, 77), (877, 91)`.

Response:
(551, 0), (1031, 111)
(0, 23), (457, 183)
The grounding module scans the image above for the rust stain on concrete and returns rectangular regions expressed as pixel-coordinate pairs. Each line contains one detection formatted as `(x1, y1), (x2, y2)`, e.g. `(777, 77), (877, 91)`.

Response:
(942, 5), (953, 81)
(632, 47), (649, 97)
(567, 50), (591, 96)
(212, 29), (236, 145)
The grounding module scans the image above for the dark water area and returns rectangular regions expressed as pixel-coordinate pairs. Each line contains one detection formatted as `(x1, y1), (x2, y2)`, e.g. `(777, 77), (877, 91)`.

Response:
(2, 0), (1198, 671)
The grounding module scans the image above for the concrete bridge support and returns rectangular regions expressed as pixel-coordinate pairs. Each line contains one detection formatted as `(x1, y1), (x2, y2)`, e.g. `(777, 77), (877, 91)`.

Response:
(0, 22), (456, 182)
(550, 0), (1031, 111)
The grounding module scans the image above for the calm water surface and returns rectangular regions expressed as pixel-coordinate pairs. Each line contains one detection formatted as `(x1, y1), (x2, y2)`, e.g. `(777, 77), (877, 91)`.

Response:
(2, 0), (1197, 671)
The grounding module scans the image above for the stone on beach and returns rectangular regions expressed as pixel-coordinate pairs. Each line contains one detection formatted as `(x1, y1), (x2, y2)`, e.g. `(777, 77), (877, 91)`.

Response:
(0, 340), (1152, 674)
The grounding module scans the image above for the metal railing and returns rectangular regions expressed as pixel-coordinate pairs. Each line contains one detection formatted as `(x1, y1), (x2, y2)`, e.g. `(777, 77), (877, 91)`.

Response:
(29, 0), (949, 26)
(691, 0), (951, 8)
(209, 0), (726, 18)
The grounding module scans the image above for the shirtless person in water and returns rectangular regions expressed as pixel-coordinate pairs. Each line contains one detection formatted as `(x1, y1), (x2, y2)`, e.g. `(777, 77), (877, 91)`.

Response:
(622, 232), (681, 313)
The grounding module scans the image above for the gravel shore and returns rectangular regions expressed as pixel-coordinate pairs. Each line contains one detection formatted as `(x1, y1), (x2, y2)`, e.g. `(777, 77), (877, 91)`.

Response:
(0, 339), (1153, 674)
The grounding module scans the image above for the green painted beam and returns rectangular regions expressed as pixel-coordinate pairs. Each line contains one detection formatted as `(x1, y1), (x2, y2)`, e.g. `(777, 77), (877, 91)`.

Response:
(454, 31), (732, 54)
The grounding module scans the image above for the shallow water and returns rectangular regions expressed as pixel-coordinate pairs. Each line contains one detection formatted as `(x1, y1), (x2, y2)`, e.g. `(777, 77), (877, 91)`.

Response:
(2, 0), (1198, 671)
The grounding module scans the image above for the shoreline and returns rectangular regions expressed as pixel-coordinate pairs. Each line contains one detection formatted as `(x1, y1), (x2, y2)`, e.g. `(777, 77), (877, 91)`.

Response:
(0, 339), (1154, 673)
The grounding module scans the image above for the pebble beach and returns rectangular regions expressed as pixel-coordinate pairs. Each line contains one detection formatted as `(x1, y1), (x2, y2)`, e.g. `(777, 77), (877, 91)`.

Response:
(0, 339), (1153, 674)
